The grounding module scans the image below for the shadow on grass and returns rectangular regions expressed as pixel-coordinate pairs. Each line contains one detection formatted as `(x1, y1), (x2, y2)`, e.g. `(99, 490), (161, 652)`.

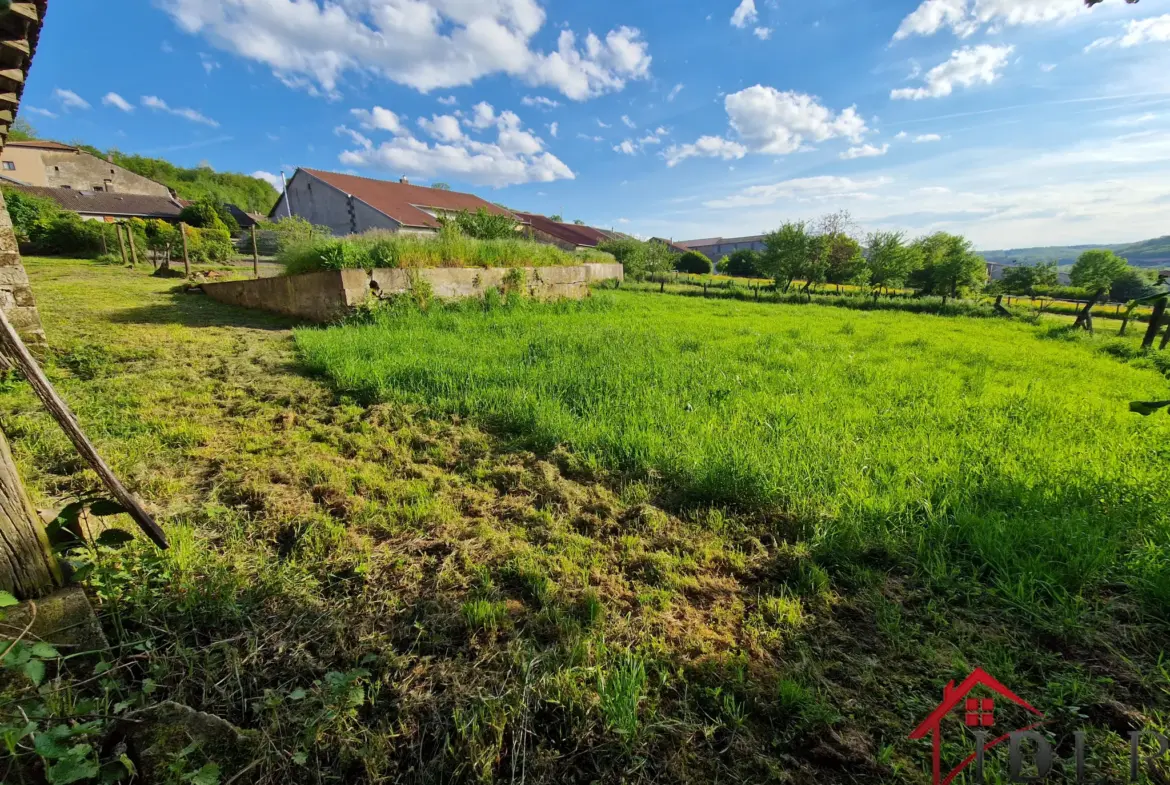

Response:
(108, 290), (301, 331)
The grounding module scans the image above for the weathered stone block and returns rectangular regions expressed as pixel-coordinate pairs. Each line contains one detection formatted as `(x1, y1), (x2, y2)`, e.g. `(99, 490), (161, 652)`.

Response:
(0, 586), (108, 652)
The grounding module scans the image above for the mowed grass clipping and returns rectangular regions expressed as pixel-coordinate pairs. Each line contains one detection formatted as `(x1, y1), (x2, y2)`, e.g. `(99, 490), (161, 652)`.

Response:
(296, 292), (1170, 610)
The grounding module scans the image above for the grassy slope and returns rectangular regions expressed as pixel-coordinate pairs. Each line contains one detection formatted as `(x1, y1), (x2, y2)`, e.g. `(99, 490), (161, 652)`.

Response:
(4, 259), (1170, 784)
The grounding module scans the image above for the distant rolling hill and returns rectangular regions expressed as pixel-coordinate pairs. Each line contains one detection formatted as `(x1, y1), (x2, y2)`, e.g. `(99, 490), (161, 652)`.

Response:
(981, 236), (1170, 269)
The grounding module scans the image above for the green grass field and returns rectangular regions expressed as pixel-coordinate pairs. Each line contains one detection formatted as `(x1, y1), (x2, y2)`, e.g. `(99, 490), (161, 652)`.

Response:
(5, 259), (1170, 784)
(297, 292), (1170, 613)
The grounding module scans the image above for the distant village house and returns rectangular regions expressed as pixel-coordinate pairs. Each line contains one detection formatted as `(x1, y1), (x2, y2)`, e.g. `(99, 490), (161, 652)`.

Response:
(271, 168), (517, 237)
(0, 140), (173, 197)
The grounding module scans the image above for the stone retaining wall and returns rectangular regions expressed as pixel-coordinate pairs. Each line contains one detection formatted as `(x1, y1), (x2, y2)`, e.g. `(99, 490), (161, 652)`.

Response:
(200, 263), (624, 323)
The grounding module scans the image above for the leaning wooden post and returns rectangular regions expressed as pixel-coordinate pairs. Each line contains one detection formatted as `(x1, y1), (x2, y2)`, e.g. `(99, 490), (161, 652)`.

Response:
(1141, 297), (1166, 351)
(115, 224), (128, 266)
(251, 225), (259, 278)
(125, 225), (138, 268)
(180, 222), (190, 278)
(0, 308), (168, 549)
(1160, 320), (1170, 351)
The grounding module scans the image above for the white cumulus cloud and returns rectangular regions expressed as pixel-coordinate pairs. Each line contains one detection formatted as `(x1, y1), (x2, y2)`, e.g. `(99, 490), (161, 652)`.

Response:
(338, 100), (572, 187)
(613, 139), (637, 155)
(160, 0), (650, 101)
(141, 95), (220, 126)
(664, 135), (747, 167)
(731, 0), (757, 28)
(351, 106), (404, 134)
(252, 170), (284, 190)
(753, 27), (772, 40)
(53, 88), (90, 110)
(840, 143), (889, 159)
(102, 92), (134, 112)
(547, 121), (558, 137)
(1086, 14), (1170, 51)
(522, 95), (561, 109)
(891, 45), (1013, 100)
(25, 106), (57, 118)
(893, 0), (1093, 41)
(665, 85), (868, 166)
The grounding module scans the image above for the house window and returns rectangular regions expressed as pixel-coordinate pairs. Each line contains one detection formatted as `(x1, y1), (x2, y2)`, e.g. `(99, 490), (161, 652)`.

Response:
(2, 161), (14, 171)
(92, 185), (104, 192)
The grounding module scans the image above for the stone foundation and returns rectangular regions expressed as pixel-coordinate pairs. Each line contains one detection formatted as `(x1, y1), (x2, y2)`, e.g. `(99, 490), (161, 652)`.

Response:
(200, 263), (624, 323)
(0, 190), (47, 350)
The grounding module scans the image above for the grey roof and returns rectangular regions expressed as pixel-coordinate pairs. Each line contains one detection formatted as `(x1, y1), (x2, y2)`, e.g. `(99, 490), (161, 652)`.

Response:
(678, 234), (767, 248)
(6, 185), (186, 219)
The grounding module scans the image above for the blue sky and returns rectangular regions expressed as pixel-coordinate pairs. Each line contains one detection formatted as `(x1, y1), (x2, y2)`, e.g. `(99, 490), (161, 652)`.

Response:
(23, 0), (1170, 249)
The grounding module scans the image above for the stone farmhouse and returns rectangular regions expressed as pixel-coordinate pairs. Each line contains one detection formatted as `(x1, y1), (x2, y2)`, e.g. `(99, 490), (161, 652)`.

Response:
(1, 139), (190, 223)
(1, 140), (172, 196)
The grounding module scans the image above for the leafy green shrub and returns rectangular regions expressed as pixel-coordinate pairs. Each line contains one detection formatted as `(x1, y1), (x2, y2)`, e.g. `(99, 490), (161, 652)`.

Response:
(26, 213), (107, 256)
(597, 237), (677, 280)
(720, 249), (764, 278)
(446, 208), (518, 240)
(178, 195), (239, 233)
(676, 250), (713, 275)
(257, 216), (331, 254)
(2, 187), (61, 242)
(194, 227), (235, 263)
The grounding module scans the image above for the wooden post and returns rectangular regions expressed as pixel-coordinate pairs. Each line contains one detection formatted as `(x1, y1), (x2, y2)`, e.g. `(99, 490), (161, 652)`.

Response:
(180, 223), (190, 278)
(0, 308), (168, 549)
(0, 426), (62, 598)
(251, 225), (259, 278)
(1141, 297), (1166, 350)
(115, 224), (128, 266)
(125, 225), (138, 268)
(100, 225), (108, 256)
(1160, 320), (1170, 351)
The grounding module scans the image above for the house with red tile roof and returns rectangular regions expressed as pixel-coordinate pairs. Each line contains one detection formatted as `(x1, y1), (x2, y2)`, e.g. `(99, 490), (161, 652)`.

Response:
(270, 168), (519, 237)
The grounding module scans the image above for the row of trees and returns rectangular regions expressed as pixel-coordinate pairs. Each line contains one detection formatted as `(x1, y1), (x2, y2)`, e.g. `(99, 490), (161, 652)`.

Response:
(703, 212), (988, 302)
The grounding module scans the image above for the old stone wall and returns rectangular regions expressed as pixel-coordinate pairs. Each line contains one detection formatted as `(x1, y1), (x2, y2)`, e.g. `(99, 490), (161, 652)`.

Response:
(201, 263), (625, 323)
(40, 150), (172, 197)
(0, 190), (46, 350)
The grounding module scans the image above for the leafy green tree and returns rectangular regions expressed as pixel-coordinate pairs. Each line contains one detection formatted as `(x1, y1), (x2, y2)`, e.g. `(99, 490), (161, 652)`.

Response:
(1069, 249), (1128, 328)
(675, 250), (712, 274)
(549, 214), (563, 222)
(999, 262), (1058, 295)
(1, 187), (61, 241)
(910, 232), (986, 300)
(865, 231), (922, 300)
(178, 196), (228, 230)
(450, 208), (518, 240)
(573, 219), (585, 225)
(762, 221), (813, 292)
(822, 233), (867, 286)
(8, 117), (36, 142)
(597, 237), (676, 280)
(721, 249), (764, 278)
(431, 182), (452, 190)
(1110, 267), (1157, 303)
(1070, 249), (1128, 291)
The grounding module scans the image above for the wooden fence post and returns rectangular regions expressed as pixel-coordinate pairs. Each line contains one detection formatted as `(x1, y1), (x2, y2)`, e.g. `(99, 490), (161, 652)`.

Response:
(100, 225), (108, 256)
(125, 225), (138, 268)
(180, 223), (190, 278)
(1141, 297), (1166, 350)
(115, 224), (128, 266)
(251, 225), (259, 279)
(0, 426), (61, 598)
